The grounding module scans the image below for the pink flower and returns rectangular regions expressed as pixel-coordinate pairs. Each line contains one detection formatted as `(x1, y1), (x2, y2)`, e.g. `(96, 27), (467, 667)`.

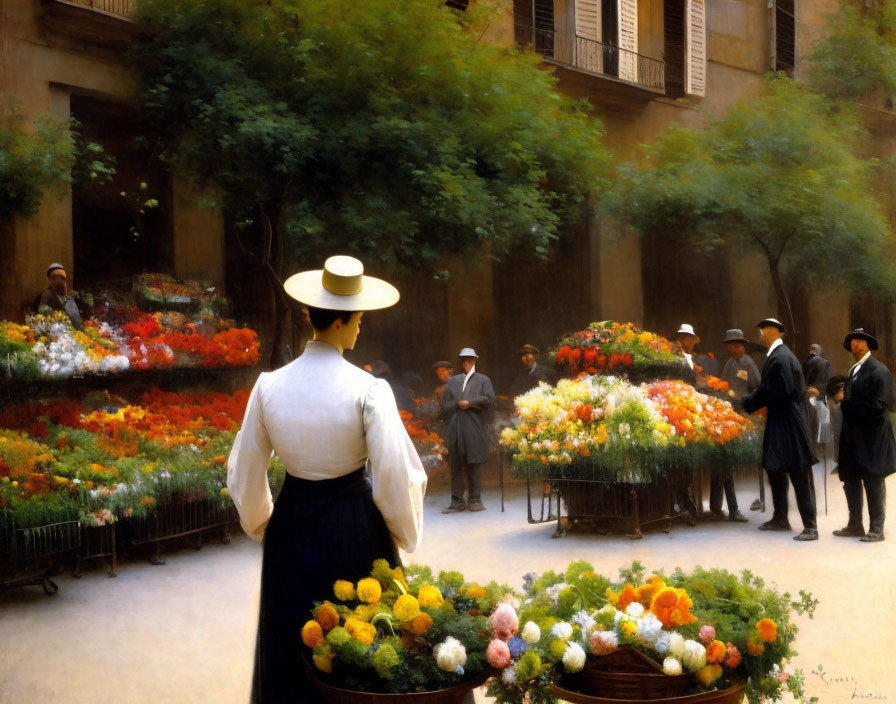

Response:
(487, 638), (512, 669)
(698, 625), (716, 643)
(589, 630), (618, 655)
(490, 603), (520, 641)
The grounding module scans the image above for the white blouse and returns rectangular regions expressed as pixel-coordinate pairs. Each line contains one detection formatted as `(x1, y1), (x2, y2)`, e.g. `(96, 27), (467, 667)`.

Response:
(226, 341), (427, 551)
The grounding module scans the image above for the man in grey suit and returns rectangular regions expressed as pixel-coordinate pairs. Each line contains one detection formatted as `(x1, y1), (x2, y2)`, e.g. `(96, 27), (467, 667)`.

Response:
(441, 347), (495, 513)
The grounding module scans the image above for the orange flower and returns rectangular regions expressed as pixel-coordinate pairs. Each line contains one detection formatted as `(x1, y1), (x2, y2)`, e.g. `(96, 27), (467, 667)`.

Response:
(301, 620), (324, 648)
(649, 587), (697, 628)
(746, 637), (764, 656)
(616, 584), (640, 612)
(756, 618), (777, 643)
(315, 602), (340, 631)
(724, 643), (742, 669)
(637, 576), (666, 606)
(406, 612), (434, 636)
(705, 640), (726, 664)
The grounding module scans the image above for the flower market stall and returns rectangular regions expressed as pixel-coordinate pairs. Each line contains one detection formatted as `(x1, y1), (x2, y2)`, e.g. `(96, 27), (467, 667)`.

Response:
(299, 559), (817, 704)
(500, 322), (761, 537)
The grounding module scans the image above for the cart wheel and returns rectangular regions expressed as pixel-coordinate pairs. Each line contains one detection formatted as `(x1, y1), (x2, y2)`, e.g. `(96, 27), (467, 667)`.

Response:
(43, 577), (59, 595)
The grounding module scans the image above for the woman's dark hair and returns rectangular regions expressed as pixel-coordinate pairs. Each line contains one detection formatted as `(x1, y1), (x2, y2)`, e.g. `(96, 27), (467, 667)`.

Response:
(306, 306), (357, 331)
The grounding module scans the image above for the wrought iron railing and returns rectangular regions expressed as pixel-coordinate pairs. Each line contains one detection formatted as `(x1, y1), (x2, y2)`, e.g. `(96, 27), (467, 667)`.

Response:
(514, 22), (665, 93)
(572, 35), (665, 92)
(66, 0), (137, 17)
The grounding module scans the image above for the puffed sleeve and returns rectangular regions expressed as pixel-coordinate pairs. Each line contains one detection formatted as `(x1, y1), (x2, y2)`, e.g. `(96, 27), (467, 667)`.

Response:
(227, 375), (275, 541)
(363, 379), (428, 553)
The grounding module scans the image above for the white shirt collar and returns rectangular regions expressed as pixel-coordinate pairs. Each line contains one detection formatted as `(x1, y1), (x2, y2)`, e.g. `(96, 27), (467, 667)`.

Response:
(462, 365), (476, 392)
(682, 351), (693, 369)
(851, 351), (872, 375)
(766, 338), (784, 357)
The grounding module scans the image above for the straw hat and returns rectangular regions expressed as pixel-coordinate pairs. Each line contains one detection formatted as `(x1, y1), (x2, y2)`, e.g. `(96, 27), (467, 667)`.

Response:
(517, 344), (539, 356)
(283, 255), (399, 311)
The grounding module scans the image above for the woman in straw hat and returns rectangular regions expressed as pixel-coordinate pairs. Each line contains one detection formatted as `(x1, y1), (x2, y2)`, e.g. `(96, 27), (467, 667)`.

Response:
(227, 255), (428, 703)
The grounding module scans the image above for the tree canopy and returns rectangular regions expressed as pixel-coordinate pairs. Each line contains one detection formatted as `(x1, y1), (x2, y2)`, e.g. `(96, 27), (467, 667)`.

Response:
(604, 75), (894, 332)
(809, 0), (896, 104)
(130, 0), (610, 275)
(0, 105), (74, 222)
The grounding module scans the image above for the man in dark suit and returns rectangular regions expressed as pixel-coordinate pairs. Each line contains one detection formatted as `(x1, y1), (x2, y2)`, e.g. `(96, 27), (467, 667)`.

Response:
(804, 343), (833, 398)
(441, 347), (496, 513)
(833, 328), (896, 542)
(511, 343), (558, 396)
(741, 318), (818, 540)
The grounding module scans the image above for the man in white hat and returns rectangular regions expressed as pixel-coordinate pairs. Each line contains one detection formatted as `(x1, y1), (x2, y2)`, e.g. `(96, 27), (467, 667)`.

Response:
(675, 323), (719, 379)
(834, 328), (896, 542)
(227, 255), (427, 703)
(440, 347), (496, 512)
(741, 318), (818, 540)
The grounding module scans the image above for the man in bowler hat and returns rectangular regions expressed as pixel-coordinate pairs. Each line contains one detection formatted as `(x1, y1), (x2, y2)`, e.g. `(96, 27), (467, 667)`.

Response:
(741, 318), (818, 540)
(512, 343), (558, 396)
(441, 348), (495, 513)
(833, 328), (896, 542)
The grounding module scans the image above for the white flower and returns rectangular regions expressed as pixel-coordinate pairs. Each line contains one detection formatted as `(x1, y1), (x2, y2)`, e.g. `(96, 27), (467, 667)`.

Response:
(682, 640), (706, 672)
(562, 642), (586, 673)
(434, 636), (467, 673)
(501, 666), (517, 684)
(654, 631), (671, 654)
(551, 622), (573, 641)
(521, 621), (541, 644)
(668, 632), (686, 659)
(589, 630), (618, 655)
(663, 657), (683, 676)
(624, 602), (645, 618)
(544, 582), (569, 605)
(636, 613), (663, 644)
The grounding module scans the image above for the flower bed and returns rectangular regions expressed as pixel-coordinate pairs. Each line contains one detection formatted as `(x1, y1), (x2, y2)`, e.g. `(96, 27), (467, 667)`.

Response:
(552, 321), (689, 382)
(499, 376), (759, 483)
(401, 406), (447, 473)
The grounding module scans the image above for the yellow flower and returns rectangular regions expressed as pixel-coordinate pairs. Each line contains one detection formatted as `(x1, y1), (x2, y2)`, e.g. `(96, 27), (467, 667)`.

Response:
(417, 585), (444, 608)
(312, 650), (334, 673)
(356, 577), (382, 604)
(345, 617), (376, 645)
(466, 584), (486, 599)
(695, 664), (723, 686)
(605, 587), (619, 605)
(301, 620), (324, 648)
(334, 579), (356, 601)
(392, 566), (409, 592)
(621, 621), (637, 637)
(393, 594), (421, 622)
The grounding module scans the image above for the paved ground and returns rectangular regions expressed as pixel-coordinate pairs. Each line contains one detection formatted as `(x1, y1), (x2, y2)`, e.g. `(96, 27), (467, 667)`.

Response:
(2, 465), (894, 704)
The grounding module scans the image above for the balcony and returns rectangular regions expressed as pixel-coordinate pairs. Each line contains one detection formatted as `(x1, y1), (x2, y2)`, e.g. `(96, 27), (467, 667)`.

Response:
(521, 25), (665, 95)
(40, 0), (140, 51)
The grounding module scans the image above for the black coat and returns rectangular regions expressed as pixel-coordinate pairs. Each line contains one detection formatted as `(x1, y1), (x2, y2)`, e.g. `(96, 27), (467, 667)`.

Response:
(741, 343), (815, 472)
(441, 371), (495, 464)
(804, 354), (833, 395)
(838, 355), (896, 478)
(511, 362), (558, 396)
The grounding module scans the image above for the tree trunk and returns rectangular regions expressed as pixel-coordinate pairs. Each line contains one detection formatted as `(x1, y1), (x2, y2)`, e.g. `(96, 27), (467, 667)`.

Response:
(766, 254), (796, 337)
(260, 203), (293, 368)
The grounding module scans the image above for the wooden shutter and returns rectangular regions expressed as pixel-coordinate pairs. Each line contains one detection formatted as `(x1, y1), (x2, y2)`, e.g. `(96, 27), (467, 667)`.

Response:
(617, 0), (638, 83)
(685, 0), (706, 96)
(575, 0), (603, 73)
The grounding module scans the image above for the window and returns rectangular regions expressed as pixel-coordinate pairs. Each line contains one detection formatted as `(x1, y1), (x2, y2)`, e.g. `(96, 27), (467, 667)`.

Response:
(771, 0), (795, 74)
(513, 0), (555, 58)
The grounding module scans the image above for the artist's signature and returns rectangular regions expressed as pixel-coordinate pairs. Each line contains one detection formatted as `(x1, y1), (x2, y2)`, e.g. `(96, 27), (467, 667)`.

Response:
(813, 668), (888, 700)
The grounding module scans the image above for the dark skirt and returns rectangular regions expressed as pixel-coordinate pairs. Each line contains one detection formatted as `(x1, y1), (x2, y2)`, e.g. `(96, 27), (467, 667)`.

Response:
(251, 468), (399, 704)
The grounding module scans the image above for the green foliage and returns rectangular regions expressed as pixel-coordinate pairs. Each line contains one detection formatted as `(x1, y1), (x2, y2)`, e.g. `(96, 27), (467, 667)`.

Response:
(0, 103), (75, 221)
(130, 0), (609, 272)
(605, 75), (895, 316)
(809, 0), (896, 103)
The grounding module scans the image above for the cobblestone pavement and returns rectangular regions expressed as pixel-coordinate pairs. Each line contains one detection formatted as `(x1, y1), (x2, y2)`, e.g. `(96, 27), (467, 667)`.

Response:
(1, 467), (893, 703)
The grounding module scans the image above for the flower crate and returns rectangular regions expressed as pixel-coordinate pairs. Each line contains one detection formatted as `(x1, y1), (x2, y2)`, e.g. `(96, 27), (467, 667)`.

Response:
(117, 499), (238, 564)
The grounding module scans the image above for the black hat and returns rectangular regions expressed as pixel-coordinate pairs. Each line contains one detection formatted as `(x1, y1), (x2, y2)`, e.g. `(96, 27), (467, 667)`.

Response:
(517, 344), (539, 356)
(826, 375), (847, 397)
(843, 328), (878, 351)
(721, 329), (749, 345)
(432, 360), (454, 370)
(756, 317), (785, 332)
